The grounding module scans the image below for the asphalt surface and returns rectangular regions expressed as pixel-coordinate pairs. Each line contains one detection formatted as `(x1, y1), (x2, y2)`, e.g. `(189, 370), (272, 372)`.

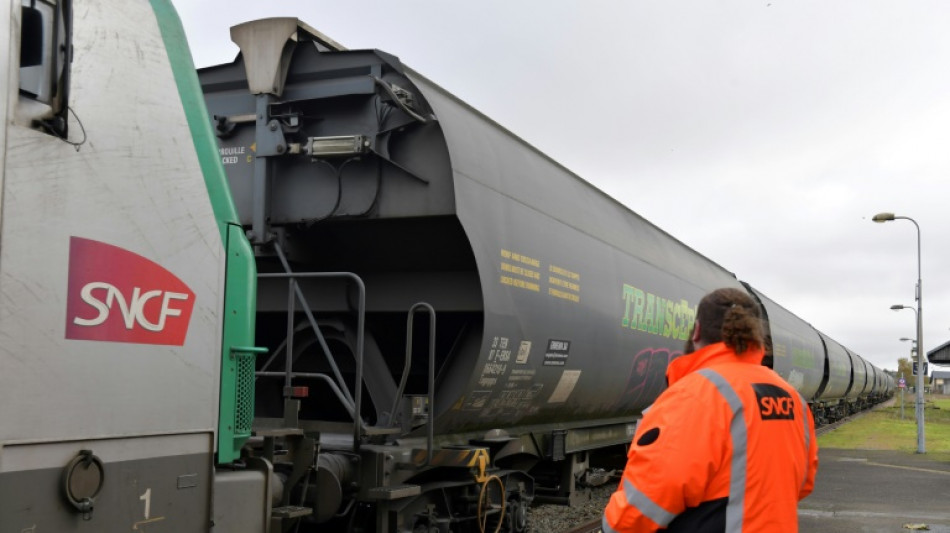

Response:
(799, 448), (950, 532)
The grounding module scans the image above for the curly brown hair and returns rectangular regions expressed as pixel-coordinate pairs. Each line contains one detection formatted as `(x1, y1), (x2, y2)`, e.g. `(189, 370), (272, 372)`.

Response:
(695, 288), (764, 354)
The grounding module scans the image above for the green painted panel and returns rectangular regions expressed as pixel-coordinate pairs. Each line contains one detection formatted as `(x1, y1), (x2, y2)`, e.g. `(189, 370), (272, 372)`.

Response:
(218, 224), (263, 462)
(149, 0), (260, 463)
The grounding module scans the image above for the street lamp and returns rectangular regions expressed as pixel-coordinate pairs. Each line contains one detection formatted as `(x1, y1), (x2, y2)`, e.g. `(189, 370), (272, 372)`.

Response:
(897, 337), (916, 420)
(900, 338), (917, 365)
(899, 336), (917, 349)
(899, 336), (918, 359)
(894, 310), (919, 412)
(876, 210), (925, 453)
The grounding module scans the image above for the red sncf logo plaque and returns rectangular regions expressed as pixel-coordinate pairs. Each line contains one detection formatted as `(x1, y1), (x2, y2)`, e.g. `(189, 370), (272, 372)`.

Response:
(65, 237), (195, 346)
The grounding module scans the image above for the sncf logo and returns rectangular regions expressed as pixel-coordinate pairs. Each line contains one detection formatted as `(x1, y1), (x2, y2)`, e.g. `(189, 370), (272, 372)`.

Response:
(752, 383), (796, 421)
(65, 237), (195, 346)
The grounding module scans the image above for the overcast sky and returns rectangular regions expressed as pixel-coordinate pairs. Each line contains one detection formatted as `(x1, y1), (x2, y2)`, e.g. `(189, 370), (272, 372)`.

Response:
(179, 1), (950, 372)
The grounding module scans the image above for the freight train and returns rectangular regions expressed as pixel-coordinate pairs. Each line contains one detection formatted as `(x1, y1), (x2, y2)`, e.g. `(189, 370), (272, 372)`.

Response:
(1, 2), (892, 532)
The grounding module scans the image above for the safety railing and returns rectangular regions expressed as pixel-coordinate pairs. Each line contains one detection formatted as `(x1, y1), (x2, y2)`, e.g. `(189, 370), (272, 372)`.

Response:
(393, 302), (436, 464)
(253, 242), (366, 449)
(255, 243), (438, 454)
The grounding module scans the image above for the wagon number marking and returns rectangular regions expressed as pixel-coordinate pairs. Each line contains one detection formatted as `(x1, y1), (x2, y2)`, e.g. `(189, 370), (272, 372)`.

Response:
(133, 488), (166, 530)
(140, 488), (152, 519)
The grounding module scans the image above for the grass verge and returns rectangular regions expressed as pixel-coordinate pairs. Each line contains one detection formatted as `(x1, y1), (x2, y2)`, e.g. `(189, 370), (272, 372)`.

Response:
(817, 395), (950, 459)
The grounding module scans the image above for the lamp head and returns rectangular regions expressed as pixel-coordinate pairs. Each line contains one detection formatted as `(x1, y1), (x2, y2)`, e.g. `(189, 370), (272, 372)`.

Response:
(872, 212), (896, 223)
(890, 304), (905, 310)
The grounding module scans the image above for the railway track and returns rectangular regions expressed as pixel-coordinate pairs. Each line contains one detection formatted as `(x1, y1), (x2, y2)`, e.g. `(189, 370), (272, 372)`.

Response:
(815, 414), (856, 437)
(815, 398), (895, 437)
(558, 517), (602, 533)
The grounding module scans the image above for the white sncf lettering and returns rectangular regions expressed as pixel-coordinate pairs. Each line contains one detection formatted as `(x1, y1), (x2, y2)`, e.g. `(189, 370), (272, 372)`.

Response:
(72, 282), (190, 332)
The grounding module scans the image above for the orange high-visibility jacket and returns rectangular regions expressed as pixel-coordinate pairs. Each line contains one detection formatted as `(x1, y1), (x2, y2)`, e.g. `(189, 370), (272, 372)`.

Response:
(602, 342), (818, 533)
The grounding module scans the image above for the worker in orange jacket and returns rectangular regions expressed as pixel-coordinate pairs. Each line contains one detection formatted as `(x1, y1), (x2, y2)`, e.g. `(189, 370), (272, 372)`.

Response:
(603, 287), (818, 532)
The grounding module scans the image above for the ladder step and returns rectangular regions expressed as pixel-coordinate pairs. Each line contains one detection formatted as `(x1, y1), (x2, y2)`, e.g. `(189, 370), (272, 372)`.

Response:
(272, 506), (313, 519)
(253, 428), (305, 438)
(363, 426), (402, 436)
(367, 484), (422, 501)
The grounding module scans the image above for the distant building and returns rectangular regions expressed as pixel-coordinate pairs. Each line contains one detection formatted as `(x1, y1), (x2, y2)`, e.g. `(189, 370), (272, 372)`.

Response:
(928, 340), (950, 366)
(931, 371), (950, 395)
(926, 342), (950, 394)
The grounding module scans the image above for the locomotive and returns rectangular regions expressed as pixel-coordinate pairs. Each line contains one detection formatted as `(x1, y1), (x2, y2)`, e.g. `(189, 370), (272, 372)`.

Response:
(0, 2), (892, 532)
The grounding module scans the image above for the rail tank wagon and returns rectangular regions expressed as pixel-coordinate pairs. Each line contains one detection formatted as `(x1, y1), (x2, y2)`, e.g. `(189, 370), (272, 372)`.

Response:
(848, 350), (871, 400)
(194, 18), (893, 532)
(744, 283), (825, 399)
(199, 17), (750, 520)
(199, 19), (742, 437)
(812, 333), (855, 422)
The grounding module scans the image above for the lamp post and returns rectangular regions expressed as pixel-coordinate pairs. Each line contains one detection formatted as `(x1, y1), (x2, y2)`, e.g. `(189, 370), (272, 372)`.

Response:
(894, 309), (920, 423)
(899, 336), (918, 367)
(898, 337), (916, 420)
(875, 211), (924, 453)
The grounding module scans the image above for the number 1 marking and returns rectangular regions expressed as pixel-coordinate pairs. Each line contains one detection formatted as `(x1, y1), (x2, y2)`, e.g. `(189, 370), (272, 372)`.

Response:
(139, 488), (151, 519)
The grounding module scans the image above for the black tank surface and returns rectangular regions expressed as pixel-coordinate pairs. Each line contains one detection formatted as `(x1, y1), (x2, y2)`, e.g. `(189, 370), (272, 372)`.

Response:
(816, 332), (852, 401)
(745, 285), (825, 400)
(198, 20), (751, 441)
(847, 350), (870, 398)
(410, 67), (749, 433)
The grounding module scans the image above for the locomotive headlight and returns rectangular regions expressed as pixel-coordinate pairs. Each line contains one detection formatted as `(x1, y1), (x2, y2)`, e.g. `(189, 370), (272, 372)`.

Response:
(306, 135), (369, 157)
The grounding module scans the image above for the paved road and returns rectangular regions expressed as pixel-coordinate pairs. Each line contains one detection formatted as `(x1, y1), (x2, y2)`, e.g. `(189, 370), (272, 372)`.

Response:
(799, 448), (950, 532)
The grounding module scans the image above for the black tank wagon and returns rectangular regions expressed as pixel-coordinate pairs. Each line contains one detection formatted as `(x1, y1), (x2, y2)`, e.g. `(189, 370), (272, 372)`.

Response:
(198, 18), (892, 532)
(744, 284), (894, 425)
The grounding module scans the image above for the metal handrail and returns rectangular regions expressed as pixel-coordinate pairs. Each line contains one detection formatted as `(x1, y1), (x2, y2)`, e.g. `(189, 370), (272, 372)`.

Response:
(256, 323), (317, 373)
(272, 244), (355, 407)
(402, 303), (435, 465)
(258, 268), (366, 451)
(389, 303), (437, 426)
(256, 371), (359, 425)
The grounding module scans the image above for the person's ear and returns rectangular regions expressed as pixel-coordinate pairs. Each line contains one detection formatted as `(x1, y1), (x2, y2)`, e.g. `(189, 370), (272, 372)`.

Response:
(691, 320), (702, 343)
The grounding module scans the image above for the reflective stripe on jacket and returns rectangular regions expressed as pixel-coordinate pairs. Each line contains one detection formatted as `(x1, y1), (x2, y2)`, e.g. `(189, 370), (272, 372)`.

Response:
(602, 342), (818, 533)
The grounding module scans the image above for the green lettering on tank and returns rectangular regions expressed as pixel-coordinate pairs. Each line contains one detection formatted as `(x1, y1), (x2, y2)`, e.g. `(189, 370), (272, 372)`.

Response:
(621, 284), (634, 328)
(655, 297), (667, 335)
(643, 293), (656, 333)
(620, 284), (696, 341)
(663, 301), (674, 337)
(680, 299), (696, 340)
(830, 356), (849, 377)
(633, 288), (645, 330)
(791, 347), (816, 369)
